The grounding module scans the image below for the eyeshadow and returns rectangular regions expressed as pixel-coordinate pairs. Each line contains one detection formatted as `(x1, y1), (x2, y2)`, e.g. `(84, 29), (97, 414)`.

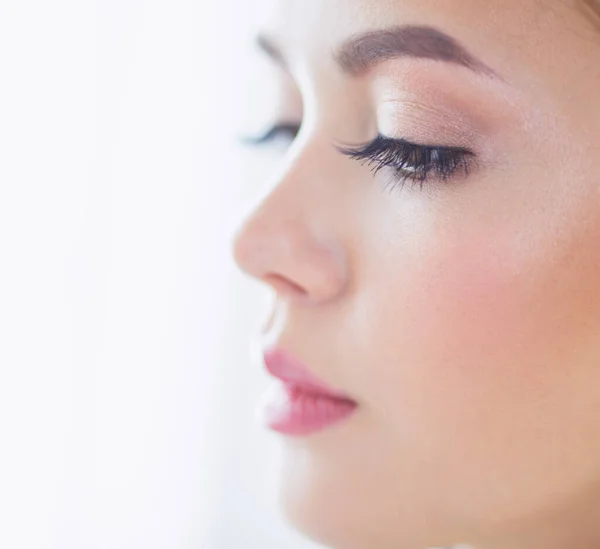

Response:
(369, 64), (524, 151)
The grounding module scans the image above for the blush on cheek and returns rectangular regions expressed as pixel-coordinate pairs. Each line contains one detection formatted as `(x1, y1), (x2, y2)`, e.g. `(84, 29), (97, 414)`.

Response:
(417, 233), (542, 379)
(366, 232), (531, 421)
(377, 238), (539, 454)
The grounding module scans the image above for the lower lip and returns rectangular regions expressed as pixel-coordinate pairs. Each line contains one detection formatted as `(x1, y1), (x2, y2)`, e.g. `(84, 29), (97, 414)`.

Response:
(257, 382), (358, 436)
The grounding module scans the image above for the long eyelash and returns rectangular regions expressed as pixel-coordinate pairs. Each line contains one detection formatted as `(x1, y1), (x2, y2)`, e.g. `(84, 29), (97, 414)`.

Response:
(239, 123), (300, 146)
(336, 135), (475, 192)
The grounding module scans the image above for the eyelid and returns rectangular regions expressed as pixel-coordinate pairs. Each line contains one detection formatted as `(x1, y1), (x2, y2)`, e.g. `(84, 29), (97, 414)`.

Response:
(335, 134), (474, 154)
(335, 133), (476, 188)
(376, 99), (485, 151)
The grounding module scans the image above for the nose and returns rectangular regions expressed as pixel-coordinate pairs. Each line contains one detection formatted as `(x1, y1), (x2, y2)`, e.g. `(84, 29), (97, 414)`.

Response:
(232, 151), (348, 305)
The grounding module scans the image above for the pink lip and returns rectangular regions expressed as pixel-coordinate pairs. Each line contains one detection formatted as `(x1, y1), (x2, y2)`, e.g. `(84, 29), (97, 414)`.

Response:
(258, 348), (358, 436)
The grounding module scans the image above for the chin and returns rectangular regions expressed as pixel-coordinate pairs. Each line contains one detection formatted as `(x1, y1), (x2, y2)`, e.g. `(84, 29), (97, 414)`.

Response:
(275, 439), (460, 549)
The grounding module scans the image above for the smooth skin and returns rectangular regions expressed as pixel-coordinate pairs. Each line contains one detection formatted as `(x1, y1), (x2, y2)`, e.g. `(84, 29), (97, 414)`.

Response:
(233, 1), (600, 548)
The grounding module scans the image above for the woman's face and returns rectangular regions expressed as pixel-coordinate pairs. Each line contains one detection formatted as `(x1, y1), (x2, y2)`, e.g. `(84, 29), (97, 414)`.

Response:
(233, 1), (600, 548)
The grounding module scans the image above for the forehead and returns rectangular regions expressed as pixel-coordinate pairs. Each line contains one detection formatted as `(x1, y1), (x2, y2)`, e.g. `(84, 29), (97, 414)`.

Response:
(253, 0), (598, 80)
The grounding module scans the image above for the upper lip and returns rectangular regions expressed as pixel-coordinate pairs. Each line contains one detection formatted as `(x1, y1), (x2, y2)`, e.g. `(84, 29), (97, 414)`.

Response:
(262, 347), (357, 402)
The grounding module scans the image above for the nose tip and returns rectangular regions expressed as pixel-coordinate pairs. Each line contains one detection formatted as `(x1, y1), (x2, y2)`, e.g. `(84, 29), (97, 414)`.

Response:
(232, 212), (347, 306)
(231, 215), (267, 280)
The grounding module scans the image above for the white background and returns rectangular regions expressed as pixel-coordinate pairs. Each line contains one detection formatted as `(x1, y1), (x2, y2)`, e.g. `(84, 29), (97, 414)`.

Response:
(0, 1), (322, 548)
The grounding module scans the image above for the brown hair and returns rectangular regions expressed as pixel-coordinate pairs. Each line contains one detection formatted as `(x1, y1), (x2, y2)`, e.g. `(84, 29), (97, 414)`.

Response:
(581, 0), (600, 30)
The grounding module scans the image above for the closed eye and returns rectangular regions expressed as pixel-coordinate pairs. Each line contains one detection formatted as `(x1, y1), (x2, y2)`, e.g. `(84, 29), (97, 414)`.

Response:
(336, 134), (475, 191)
(239, 123), (301, 147)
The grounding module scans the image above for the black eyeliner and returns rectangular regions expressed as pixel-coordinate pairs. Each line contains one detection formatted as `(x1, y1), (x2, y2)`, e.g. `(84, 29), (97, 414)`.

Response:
(335, 134), (475, 188)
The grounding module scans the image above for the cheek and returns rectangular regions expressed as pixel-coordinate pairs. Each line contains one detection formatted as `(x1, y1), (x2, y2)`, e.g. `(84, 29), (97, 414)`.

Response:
(411, 212), (600, 381)
(357, 199), (600, 448)
(420, 232), (537, 363)
(362, 225), (533, 380)
(339, 213), (600, 522)
(362, 231), (532, 441)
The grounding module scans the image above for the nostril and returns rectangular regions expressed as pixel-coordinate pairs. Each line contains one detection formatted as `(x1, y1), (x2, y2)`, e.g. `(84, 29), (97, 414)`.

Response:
(263, 273), (308, 300)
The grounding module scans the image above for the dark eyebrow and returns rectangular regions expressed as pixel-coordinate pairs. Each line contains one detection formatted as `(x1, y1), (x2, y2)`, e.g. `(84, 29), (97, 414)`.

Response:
(335, 25), (499, 78)
(256, 25), (500, 79)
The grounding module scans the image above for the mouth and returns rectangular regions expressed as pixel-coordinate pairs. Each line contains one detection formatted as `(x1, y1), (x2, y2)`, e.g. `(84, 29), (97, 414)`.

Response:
(257, 347), (358, 437)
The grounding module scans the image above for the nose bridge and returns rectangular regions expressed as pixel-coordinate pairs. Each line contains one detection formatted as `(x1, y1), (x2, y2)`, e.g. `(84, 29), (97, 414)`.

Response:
(233, 138), (348, 304)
